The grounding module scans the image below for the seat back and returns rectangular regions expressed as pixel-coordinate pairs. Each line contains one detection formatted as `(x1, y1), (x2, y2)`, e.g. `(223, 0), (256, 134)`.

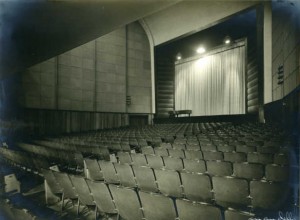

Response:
(98, 161), (119, 184)
(139, 191), (177, 220)
(233, 162), (264, 180)
(86, 180), (116, 214)
(183, 159), (206, 173)
(84, 159), (103, 181)
(109, 185), (143, 220)
(155, 169), (183, 198)
(176, 199), (221, 220)
(224, 152), (247, 163)
(146, 155), (164, 169)
(212, 176), (250, 208)
(69, 175), (94, 206)
(131, 153), (147, 166)
(206, 160), (233, 176)
(181, 172), (213, 202)
(163, 157), (184, 171)
(131, 165), (158, 192)
(114, 163), (136, 187)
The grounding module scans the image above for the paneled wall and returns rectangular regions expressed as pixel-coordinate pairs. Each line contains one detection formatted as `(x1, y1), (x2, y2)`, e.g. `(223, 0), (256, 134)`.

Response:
(127, 23), (152, 113)
(272, 3), (300, 101)
(20, 22), (151, 134)
(247, 36), (259, 113)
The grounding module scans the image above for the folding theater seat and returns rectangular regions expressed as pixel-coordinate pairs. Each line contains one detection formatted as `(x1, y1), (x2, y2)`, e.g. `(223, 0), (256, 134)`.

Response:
(86, 180), (117, 217)
(168, 149), (185, 158)
(212, 176), (250, 208)
(109, 185), (143, 220)
(139, 191), (177, 220)
(176, 199), (222, 220)
(181, 172), (213, 203)
(146, 155), (164, 169)
(130, 153), (148, 166)
(203, 151), (223, 161)
(265, 164), (289, 182)
(141, 146), (155, 155)
(206, 160), (233, 176)
(235, 145), (256, 153)
(154, 147), (169, 157)
(224, 152), (247, 163)
(114, 163), (136, 188)
(117, 152), (132, 164)
(131, 165), (158, 193)
(184, 150), (203, 160)
(163, 156), (184, 171)
(217, 144), (236, 152)
(155, 169), (183, 198)
(233, 162), (264, 180)
(98, 161), (119, 184)
(84, 159), (103, 181)
(183, 159), (206, 173)
(250, 180), (289, 210)
(247, 152), (273, 164)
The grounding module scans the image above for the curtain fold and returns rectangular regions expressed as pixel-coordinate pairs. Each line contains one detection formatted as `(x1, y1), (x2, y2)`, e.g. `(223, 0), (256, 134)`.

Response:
(175, 46), (245, 116)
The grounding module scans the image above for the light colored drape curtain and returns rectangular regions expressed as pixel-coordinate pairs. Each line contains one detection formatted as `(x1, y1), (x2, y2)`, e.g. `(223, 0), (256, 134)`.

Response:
(175, 46), (245, 116)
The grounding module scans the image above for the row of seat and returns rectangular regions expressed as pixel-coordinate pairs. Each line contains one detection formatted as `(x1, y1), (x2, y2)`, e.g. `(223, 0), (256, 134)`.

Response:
(139, 147), (289, 165)
(17, 142), (85, 167)
(0, 147), (50, 172)
(43, 168), (256, 220)
(83, 158), (290, 210)
(115, 152), (289, 182)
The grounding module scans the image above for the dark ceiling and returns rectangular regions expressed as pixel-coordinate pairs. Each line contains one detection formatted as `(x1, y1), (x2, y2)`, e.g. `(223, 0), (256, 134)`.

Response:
(156, 8), (257, 60)
(0, 0), (177, 78)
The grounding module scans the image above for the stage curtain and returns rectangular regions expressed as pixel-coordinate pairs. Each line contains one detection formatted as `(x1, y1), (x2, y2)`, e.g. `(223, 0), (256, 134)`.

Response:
(175, 45), (245, 116)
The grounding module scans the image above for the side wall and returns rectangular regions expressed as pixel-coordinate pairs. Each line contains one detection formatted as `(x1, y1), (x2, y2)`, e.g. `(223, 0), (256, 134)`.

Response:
(19, 22), (152, 135)
(272, 2), (300, 101)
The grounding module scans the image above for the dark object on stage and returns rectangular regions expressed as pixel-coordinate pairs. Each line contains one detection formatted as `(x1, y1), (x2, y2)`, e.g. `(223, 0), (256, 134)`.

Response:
(169, 110), (192, 117)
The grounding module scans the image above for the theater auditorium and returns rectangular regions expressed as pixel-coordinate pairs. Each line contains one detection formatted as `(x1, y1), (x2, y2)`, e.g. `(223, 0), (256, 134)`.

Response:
(0, 0), (299, 219)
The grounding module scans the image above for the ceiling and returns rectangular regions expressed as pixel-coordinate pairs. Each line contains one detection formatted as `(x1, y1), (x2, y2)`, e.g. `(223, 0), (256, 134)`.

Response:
(0, 0), (179, 77)
(156, 8), (257, 60)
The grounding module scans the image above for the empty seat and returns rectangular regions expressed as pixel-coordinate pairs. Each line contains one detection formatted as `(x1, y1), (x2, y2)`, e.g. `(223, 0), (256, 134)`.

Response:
(176, 199), (221, 220)
(217, 144), (235, 152)
(265, 164), (289, 182)
(141, 146), (154, 155)
(42, 169), (62, 196)
(121, 143), (131, 151)
(212, 176), (250, 208)
(233, 163), (264, 180)
(206, 161), (232, 176)
(224, 152), (247, 163)
(84, 159), (103, 181)
(114, 163), (136, 187)
(181, 172), (213, 202)
(154, 147), (169, 157)
(139, 191), (177, 220)
(247, 152), (273, 164)
(163, 157), (184, 171)
(184, 150), (203, 160)
(160, 143), (172, 149)
(131, 153), (147, 166)
(200, 143), (217, 151)
(109, 185), (143, 220)
(168, 149), (185, 158)
(172, 143), (186, 150)
(203, 151), (223, 161)
(69, 175), (94, 206)
(155, 169), (183, 198)
(274, 153), (289, 165)
(235, 145), (256, 153)
(132, 165), (158, 192)
(52, 171), (77, 200)
(257, 146), (279, 154)
(250, 180), (289, 210)
(185, 143), (201, 151)
(98, 161), (119, 184)
(224, 209), (255, 220)
(183, 159), (206, 173)
(146, 155), (164, 169)
(86, 180), (117, 214)
(117, 152), (132, 164)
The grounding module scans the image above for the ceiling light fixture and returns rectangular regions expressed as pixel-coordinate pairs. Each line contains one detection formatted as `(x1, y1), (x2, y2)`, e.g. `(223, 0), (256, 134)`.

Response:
(176, 53), (182, 60)
(224, 36), (231, 44)
(196, 47), (205, 54)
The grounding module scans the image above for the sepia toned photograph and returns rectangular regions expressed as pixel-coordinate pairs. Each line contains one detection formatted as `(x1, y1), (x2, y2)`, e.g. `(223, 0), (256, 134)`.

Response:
(0, 0), (299, 219)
